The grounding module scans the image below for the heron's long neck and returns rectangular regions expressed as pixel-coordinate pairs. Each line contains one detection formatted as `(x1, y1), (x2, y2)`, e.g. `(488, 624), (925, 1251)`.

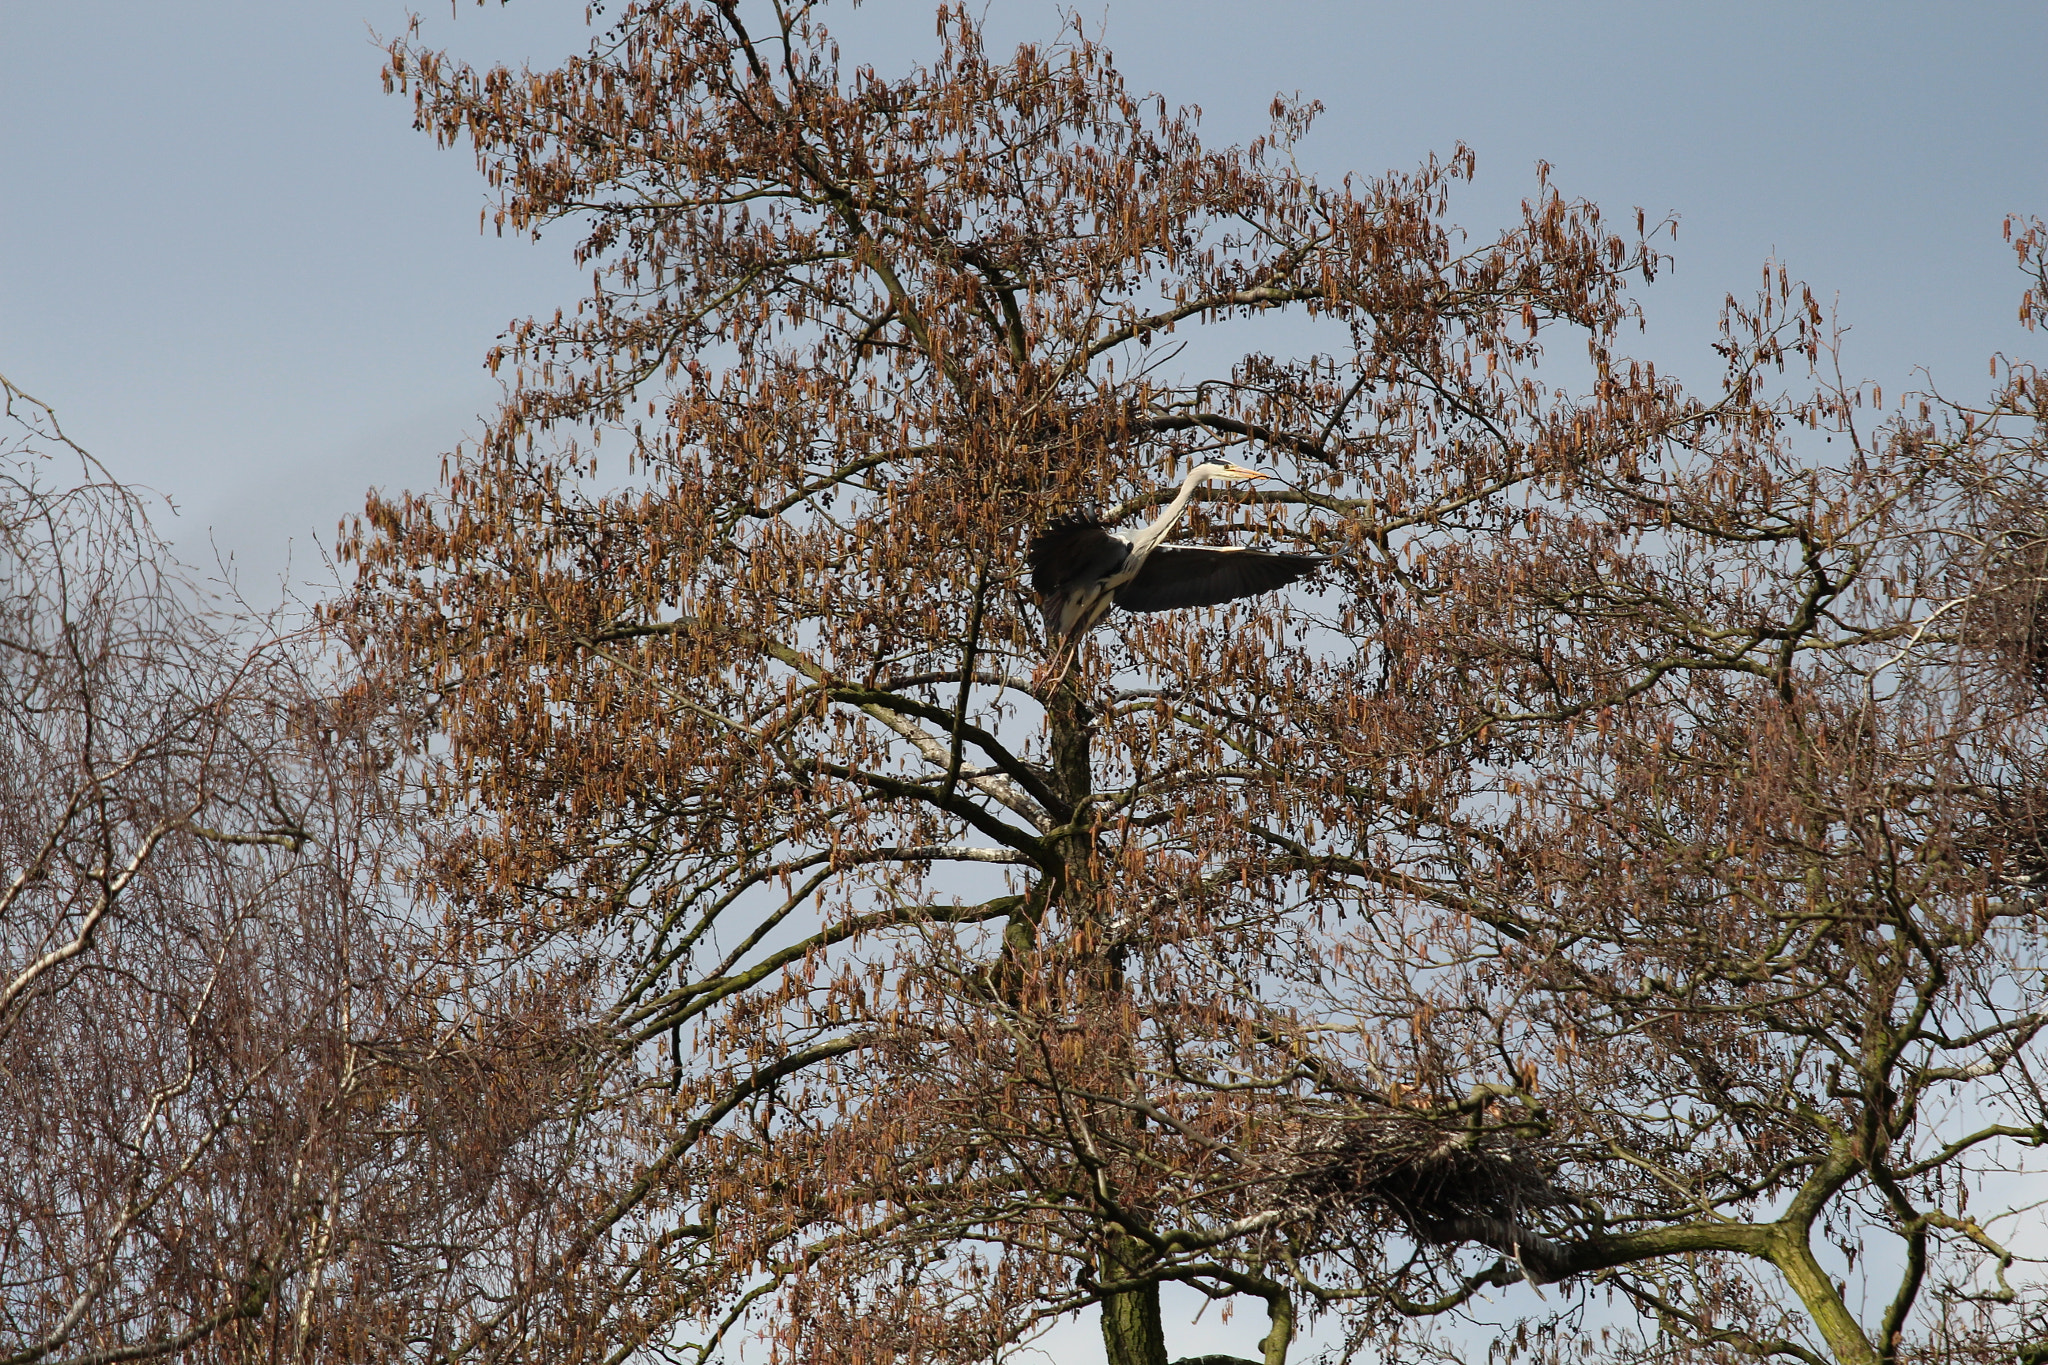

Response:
(1132, 469), (1209, 553)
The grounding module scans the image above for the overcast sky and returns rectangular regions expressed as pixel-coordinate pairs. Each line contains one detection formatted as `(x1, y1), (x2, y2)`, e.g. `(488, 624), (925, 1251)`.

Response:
(3, 2), (2045, 1354)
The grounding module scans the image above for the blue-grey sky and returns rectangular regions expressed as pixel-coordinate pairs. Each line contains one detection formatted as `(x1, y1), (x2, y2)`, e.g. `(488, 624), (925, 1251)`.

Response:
(3, 3), (2044, 1358)
(4, 3), (2044, 602)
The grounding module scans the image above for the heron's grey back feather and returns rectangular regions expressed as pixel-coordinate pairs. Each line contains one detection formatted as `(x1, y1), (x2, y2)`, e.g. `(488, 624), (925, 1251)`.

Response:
(1027, 514), (1131, 630)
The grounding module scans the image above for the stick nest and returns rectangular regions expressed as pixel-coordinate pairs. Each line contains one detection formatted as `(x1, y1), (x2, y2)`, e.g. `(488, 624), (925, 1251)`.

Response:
(1285, 1111), (1559, 1242)
(1965, 525), (2048, 687)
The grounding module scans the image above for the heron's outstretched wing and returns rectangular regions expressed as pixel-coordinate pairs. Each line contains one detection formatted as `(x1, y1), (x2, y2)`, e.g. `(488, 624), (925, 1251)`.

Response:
(1028, 515), (1129, 598)
(1115, 545), (1325, 613)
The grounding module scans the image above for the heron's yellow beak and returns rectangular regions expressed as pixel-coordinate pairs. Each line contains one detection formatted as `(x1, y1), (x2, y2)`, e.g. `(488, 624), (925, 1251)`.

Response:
(1221, 464), (1269, 482)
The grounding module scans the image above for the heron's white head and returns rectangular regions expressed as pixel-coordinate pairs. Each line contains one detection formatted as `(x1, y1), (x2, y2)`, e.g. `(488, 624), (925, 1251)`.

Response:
(1194, 461), (1270, 484)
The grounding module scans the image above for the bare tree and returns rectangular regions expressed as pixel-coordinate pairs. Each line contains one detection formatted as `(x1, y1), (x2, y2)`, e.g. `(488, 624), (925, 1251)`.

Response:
(335, 5), (2048, 1365)
(0, 377), (458, 1365)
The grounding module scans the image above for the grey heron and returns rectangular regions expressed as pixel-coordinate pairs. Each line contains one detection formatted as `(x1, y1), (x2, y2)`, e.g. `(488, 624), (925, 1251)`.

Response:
(1027, 461), (1325, 681)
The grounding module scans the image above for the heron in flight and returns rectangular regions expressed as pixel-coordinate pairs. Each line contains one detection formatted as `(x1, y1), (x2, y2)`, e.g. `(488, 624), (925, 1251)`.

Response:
(1027, 460), (1325, 681)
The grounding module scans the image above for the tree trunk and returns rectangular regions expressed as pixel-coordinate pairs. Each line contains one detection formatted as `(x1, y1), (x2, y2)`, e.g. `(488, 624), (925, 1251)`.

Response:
(1101, 1234), (1170, 1365)
(1046, 677), (1172, 1365)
